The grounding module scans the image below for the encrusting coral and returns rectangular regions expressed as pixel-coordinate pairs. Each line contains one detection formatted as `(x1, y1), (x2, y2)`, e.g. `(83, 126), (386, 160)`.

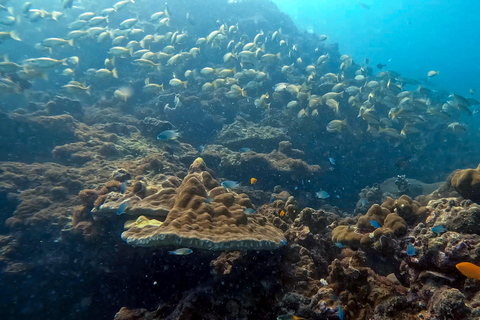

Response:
(121, 158), (286, 250)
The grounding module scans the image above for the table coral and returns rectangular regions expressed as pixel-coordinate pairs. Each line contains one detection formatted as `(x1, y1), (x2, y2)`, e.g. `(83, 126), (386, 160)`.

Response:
(121, 158), (286, 250)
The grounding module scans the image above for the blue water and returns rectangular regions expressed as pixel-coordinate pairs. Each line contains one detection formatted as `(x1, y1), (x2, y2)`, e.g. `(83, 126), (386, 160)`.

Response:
(272, 0), (480, 96)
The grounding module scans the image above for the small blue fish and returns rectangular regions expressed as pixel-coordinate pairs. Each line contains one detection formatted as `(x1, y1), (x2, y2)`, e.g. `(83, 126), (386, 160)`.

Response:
(361, 198), (367, 207)
(407, 243), (417, 256)
(156, 129), (181, 141)
(221, 180), (240, 189)
(198, 144), (204, 154)
(329, 157), (336, 165)
(338, 304), (343, 320)
(335, 242), (344, 248)
(281, 238), (287, 246)
(239, 147), (251, 153)
(244, 208), (256, 215)
(315, 190), (330, 199)
(116, 202), (128, 215)
(370, 220), (381, 229)
(168, 248), (193, 255)
(120, 182), (126, 194)
(432, 225), (447, 234)
(205, 197), (213, 203)
(294, 186), (299, 190)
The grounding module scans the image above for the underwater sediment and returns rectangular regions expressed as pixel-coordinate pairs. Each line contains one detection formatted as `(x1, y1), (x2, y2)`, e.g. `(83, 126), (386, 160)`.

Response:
(1, 0), (480, 319)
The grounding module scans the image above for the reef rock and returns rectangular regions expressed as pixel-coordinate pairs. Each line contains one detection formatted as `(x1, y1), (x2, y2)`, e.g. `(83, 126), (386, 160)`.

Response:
(214, 117), (289, 153)
(201, 142), (320, 189)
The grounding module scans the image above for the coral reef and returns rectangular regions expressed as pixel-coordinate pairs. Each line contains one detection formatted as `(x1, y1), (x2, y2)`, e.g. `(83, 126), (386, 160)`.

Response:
(201, 141), (321, 190)
(121, 158), (286, 250)
(214, 117), (289, 153)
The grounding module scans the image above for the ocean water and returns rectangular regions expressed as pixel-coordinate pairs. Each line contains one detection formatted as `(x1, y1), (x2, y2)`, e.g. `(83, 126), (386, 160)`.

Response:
(272, 0), (480, 96)
(0, 0), (480, 319)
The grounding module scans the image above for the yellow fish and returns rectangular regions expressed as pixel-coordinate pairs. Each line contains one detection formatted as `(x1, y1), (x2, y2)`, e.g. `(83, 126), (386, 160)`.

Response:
(456, 262), (480, 280)
(250, 178), (257, 185)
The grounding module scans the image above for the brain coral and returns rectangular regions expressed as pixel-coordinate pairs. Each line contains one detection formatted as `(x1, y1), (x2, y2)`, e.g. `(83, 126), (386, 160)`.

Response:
(121, 158), (286, 250)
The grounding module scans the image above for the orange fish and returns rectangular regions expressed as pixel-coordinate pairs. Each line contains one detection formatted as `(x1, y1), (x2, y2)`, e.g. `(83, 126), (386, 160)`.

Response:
(456, 262), (480, 280)
(250, 177), (257, 185)
(280, 210), (285, 217)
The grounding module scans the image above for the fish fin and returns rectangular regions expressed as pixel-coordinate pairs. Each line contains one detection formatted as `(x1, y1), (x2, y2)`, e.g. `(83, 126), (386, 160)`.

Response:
(145, 77), (150, 85)
(86, 85), (91, 95)
(68, 39), (74, 46)
(112, 68), (118, 79)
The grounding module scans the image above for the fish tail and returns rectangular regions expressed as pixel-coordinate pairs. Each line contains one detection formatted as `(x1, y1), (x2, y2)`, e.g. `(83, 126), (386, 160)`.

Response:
(183, 81), (188, 88)
(68, 39), (74, 46)
(112, 68), (118, 79)
(86, 85), (91, 95)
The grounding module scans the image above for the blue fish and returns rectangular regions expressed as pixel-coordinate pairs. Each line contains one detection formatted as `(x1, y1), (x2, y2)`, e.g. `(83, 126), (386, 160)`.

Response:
(168, 248), (193, 255)
(335, 242), (344, 248)
(198, 144), (204, 154)
(315, 190), (330, 199)
(407, 243), (417, 256)
(116, 202), (128, 215)
(361, 198), (367, 207)
(370, 220), (381, 229)
(120, 182), (126, 194)
(244, 208), (256, 214)
(281, 239), (287, 246)
(239, 147), (251, 153)
(432, 225), (447, 234)
(329, 157), (336, 165)
(156, 129), (181, 141)
(205, 197), (213, 203)
(338, 304), (343, 320)
(221, 180), (240, 189)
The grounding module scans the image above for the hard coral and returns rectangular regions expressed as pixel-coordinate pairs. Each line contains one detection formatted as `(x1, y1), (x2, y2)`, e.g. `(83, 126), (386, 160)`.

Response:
(332, 203), (407, 248)
(121, 158), (285, 250)
(450, 164), (480, 203)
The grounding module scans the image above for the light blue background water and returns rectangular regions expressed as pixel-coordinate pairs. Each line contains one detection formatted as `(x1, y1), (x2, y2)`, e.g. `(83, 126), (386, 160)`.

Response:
(271, 0), (480, 97)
